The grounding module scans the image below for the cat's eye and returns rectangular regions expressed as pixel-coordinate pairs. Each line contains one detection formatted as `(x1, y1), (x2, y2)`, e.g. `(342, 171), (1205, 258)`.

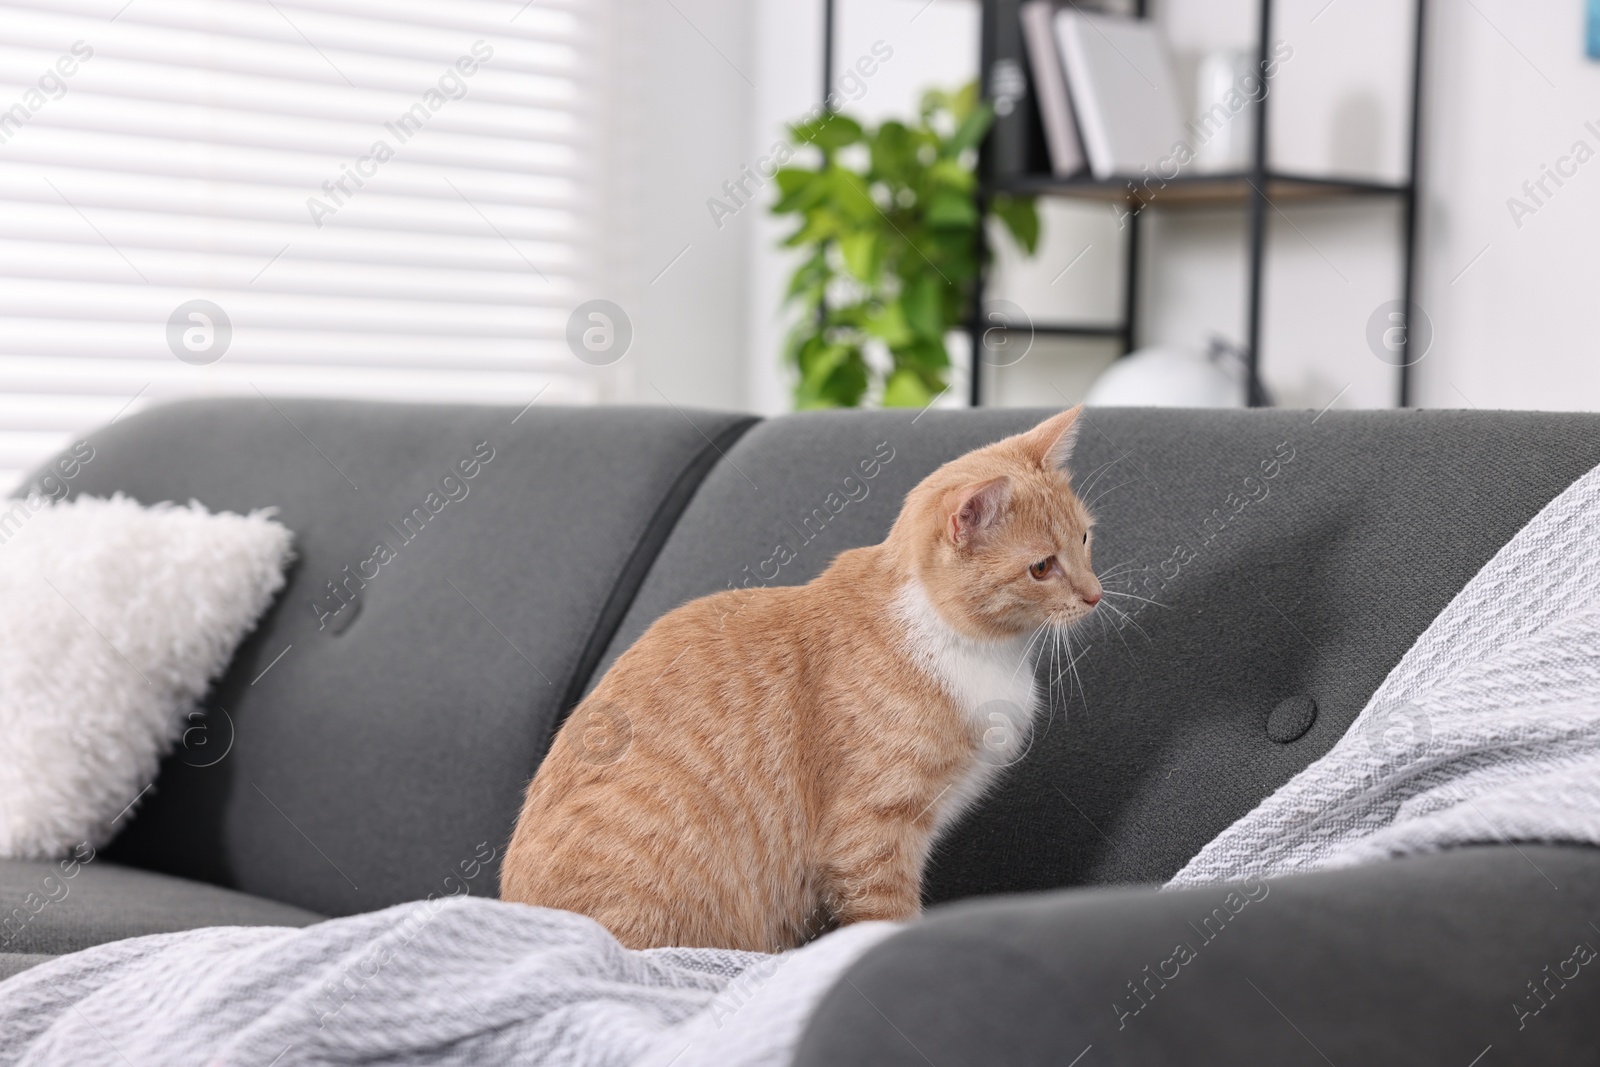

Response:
(1029, 557), (1054, 580)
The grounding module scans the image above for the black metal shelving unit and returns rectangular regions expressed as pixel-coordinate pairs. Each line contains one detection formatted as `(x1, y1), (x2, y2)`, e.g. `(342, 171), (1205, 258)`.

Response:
(956, 0), (1427, 406)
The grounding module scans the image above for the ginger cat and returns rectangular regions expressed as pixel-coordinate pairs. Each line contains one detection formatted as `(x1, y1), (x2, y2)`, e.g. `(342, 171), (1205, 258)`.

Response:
(501, 408), (1102, 951)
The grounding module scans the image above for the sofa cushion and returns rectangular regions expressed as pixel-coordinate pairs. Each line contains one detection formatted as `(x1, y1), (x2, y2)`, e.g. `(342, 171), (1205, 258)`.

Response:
(791, 843), (1600, 1066)
(0, 858), (319, 956)
(36, 399), (755, 916)
(0, 494), (293, 861)
(592, 408), (1600, 901)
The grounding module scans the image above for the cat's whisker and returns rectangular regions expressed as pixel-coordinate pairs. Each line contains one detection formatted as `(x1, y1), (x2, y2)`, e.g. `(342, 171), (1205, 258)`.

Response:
(1074, 457), (1123, 501)
(1097, 603), (1145, 664)
(1069, 638), (1091, 712)
(1052, 626), (1066, 695)
(1041, 618), (1061, 719)
(1017, 617), (1043, 668)
(1051, 625), (1070, 692)
(1100, 610), (1151, 653)
(1099, 599), (1152, 643)
(1100, 589), (1170, 609)
(1059, 626), (1088, 715)
(1094, 570), (1141, 592)
(1013, 618), (1053, 683)
(1038, 615), (1059, 737)
(1084, 479), (1132, 511)
(1056, 620), (1072, 709)
(1094, 559), (1139, 581)
(1066, 630), (1082, 704)
(1051, 626), (1068, 728)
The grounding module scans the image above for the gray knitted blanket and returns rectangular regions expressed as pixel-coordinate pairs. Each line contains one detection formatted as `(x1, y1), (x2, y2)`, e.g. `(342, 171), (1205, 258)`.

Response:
(0, 897), (896, 1066)
(1170, 460), (1600, 887)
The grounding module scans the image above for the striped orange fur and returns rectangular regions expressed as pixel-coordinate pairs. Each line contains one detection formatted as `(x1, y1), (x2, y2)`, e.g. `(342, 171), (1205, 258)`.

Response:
(500, 408), (1102, 950)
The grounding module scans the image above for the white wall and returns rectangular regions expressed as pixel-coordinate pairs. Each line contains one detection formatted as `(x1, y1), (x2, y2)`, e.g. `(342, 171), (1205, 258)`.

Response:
(743, 0), (824, 416)
(602, 0), (755, 411)
(1415, 0), (1600, 410)
(643, 0), (1600, 414)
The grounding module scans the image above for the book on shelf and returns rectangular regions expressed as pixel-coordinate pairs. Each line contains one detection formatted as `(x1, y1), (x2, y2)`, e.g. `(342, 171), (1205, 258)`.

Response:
(1046, 9), (1186, 181)
(1019, 1), (1086, 176)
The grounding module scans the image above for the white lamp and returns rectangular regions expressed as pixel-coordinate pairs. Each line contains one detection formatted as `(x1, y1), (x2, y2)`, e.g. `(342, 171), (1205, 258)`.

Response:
(1084, 342), (1248, 408)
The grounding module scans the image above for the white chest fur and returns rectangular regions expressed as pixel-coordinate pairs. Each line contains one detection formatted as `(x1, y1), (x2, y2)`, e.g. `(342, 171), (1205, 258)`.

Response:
(892, 581), (1041, 840)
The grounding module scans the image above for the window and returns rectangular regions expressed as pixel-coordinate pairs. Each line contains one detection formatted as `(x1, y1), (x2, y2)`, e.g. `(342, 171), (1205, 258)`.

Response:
(0, 0), (602, 490)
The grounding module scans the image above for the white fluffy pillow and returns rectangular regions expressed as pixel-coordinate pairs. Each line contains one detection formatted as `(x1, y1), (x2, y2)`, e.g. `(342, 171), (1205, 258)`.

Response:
(0, 493), (293, 858)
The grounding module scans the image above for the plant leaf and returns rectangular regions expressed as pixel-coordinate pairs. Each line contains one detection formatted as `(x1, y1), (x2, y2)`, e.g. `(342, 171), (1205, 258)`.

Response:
(870, 121), (917, 184)
(901, 275), (945, 339)
(828, 168), (884, 224)
(798, 342), (868, 408)
(945, 102), (993, 156)
(896, 334), (951, 373)
(771, 167), (820, 212)
(865, 299), (914, 347)
(791, 113), (864, 153)
(839, 231), (879, 284)
(990, 193), (1041, 255)
(781, 206), (848, 246)
(927, 158), (975, 191)
(925, 190), (979, 228)
(882, 367), (934, 407)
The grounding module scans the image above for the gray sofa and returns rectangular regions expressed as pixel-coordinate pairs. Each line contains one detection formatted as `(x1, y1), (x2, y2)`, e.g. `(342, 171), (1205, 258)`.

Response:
(4, 398), (1598, 1064)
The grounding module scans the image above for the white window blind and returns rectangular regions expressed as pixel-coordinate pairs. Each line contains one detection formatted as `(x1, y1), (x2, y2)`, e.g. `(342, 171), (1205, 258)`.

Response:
(0, 0), (603, 491)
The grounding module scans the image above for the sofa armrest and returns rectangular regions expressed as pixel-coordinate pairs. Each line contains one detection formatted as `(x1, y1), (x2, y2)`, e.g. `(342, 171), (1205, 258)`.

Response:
(793, 845), (1600, 1066)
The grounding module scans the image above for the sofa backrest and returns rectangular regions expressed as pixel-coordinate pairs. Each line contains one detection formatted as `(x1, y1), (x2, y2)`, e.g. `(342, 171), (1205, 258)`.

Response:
(596, 408), (1600, 901)
(33, 401), (1600, 914)
(49, 399), (754, 916)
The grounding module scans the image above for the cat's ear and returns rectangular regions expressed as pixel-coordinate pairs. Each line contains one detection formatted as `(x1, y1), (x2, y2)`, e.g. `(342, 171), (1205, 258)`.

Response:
(947, 477), (1012, 546)
(1019, 406), (1083, 471)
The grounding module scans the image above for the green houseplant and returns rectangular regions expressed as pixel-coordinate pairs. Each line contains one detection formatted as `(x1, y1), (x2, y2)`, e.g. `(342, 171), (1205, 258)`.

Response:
(772, 82), (1039, 409)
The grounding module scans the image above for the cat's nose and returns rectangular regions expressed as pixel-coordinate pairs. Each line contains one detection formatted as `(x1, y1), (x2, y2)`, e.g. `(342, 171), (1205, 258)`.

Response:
(1081, 586), (1102, 606)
